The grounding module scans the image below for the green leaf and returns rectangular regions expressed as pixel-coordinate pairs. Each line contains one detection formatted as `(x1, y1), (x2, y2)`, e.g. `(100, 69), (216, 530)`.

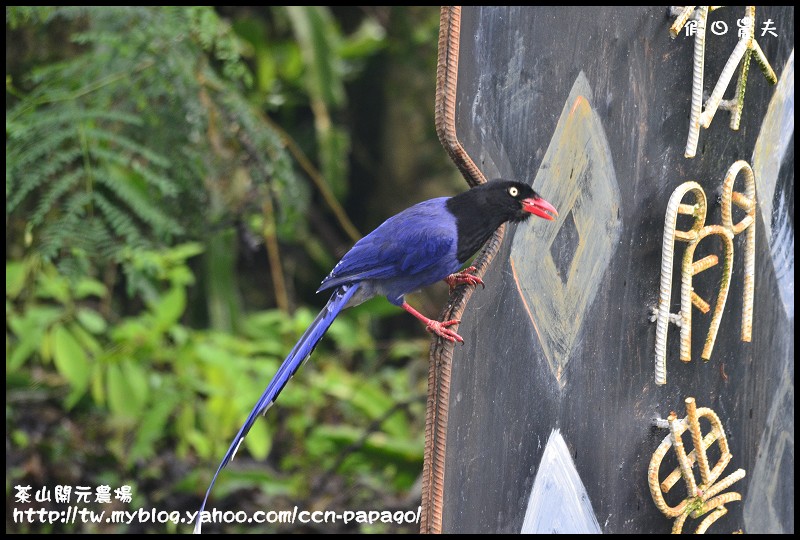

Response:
(339, 18), (386, 59)
(68, 322), (102, 356)
(76, 307), (107, 334)
(91, 362), (105, 405)
(244, 418), (271, 461)
(326, 314), (371, 350)
(7, 305), (63, 370)
(175, 406), (197, 457)
(318, 365), (393, 419)
(8, 338), (39, 371)
(107, 362), (143, 420)
(166, 242), (205, 263)
(186, 429), (213, 459)
(52, 325), (91, 398)
(74, 278), (108, 299)
(11, 429), (30, 448)
(6, 261), (27, 299)
(312, 424), (423, 465)
(35, 271), (70, 304)
(121, 359), (150, 414)
(285, 6), (344, 108)
(152, 287), (186, 330)
(8, 305), (63, 336)
(211, 467), (293, 499)
(40, 326), (55, 362)
(130, 390), (177, 461)
(388, 339), (426, 360)
(110, 319), (149, 345)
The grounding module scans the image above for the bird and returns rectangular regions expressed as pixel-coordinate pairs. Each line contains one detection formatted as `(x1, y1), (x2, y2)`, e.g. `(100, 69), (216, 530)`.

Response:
(194, 179), (557, 532)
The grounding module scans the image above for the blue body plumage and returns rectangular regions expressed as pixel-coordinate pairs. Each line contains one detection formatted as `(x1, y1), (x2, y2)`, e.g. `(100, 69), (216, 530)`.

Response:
(318, 198), (461, 305)
(194, 180), (557, 532)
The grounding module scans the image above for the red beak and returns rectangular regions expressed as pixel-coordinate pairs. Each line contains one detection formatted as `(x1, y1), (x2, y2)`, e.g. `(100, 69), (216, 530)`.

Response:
(522, 197), (558, 221)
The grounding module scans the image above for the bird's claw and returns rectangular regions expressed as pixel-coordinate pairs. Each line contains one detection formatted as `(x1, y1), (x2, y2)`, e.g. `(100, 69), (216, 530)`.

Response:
(445, 266), (485, 292)
(426, 318), (464, 344)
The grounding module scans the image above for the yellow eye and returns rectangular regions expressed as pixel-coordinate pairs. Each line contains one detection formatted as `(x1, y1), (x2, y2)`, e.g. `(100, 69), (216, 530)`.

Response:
(508, 187), (519, 197)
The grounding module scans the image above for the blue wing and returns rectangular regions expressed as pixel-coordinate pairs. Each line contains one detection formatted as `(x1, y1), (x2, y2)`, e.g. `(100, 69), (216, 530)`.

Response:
(194, 283), (360, 533)
(318, 198), (459, 292)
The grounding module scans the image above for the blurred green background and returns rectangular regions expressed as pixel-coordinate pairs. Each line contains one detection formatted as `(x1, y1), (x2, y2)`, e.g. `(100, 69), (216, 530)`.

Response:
(6, 6), (464, 533)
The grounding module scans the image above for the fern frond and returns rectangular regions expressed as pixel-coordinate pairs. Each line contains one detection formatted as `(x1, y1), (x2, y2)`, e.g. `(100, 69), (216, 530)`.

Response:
(8, 6), (307, 287)
(36, 191), (92, 260)
(8, 108), (142, 135)
(7, 147), (83, 212)
(30, 170), (83, 226)
(83, 128), (171, 169)
(93, 192), (145, 246)
(91, 169), (183, 236)
(6, 126), (75, 171)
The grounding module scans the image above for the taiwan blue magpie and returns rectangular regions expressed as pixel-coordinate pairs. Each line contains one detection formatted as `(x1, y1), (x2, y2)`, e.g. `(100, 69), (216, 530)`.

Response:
(194, 180), (557, 531)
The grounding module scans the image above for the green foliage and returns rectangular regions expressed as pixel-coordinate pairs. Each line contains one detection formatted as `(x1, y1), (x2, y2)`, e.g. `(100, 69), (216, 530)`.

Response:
(6, 6), (300, 283)
(6, 248), (426, 502)
(6, 6), (437, 533)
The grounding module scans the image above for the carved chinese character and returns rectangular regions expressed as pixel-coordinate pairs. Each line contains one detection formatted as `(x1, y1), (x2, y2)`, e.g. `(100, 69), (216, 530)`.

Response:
(653, 161), (756, 385)
(649, 398), (746, 534)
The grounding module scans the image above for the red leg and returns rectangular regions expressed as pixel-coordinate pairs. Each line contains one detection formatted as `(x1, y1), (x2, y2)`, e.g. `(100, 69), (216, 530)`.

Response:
(444, 266), (485, 292)
(401, 302), (463, 343)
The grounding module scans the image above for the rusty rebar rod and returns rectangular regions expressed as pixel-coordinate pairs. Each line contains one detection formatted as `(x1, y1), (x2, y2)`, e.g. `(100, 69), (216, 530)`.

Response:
(680, 225), (734, 362)
(654, 182), (706, 385)
(421, 6), (503, 533)
(720, 160), (756, 342)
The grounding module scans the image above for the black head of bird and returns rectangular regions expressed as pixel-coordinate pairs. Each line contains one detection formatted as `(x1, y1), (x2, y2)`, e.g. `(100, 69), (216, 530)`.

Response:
(446, 179), (558, 264)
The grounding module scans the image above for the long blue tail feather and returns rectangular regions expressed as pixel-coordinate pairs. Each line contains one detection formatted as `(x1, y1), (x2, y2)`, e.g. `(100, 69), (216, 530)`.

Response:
(194, 283), (360, 533)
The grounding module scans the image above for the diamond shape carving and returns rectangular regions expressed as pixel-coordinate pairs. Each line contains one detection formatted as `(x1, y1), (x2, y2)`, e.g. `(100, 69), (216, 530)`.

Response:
(510, 72), (622, 385)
